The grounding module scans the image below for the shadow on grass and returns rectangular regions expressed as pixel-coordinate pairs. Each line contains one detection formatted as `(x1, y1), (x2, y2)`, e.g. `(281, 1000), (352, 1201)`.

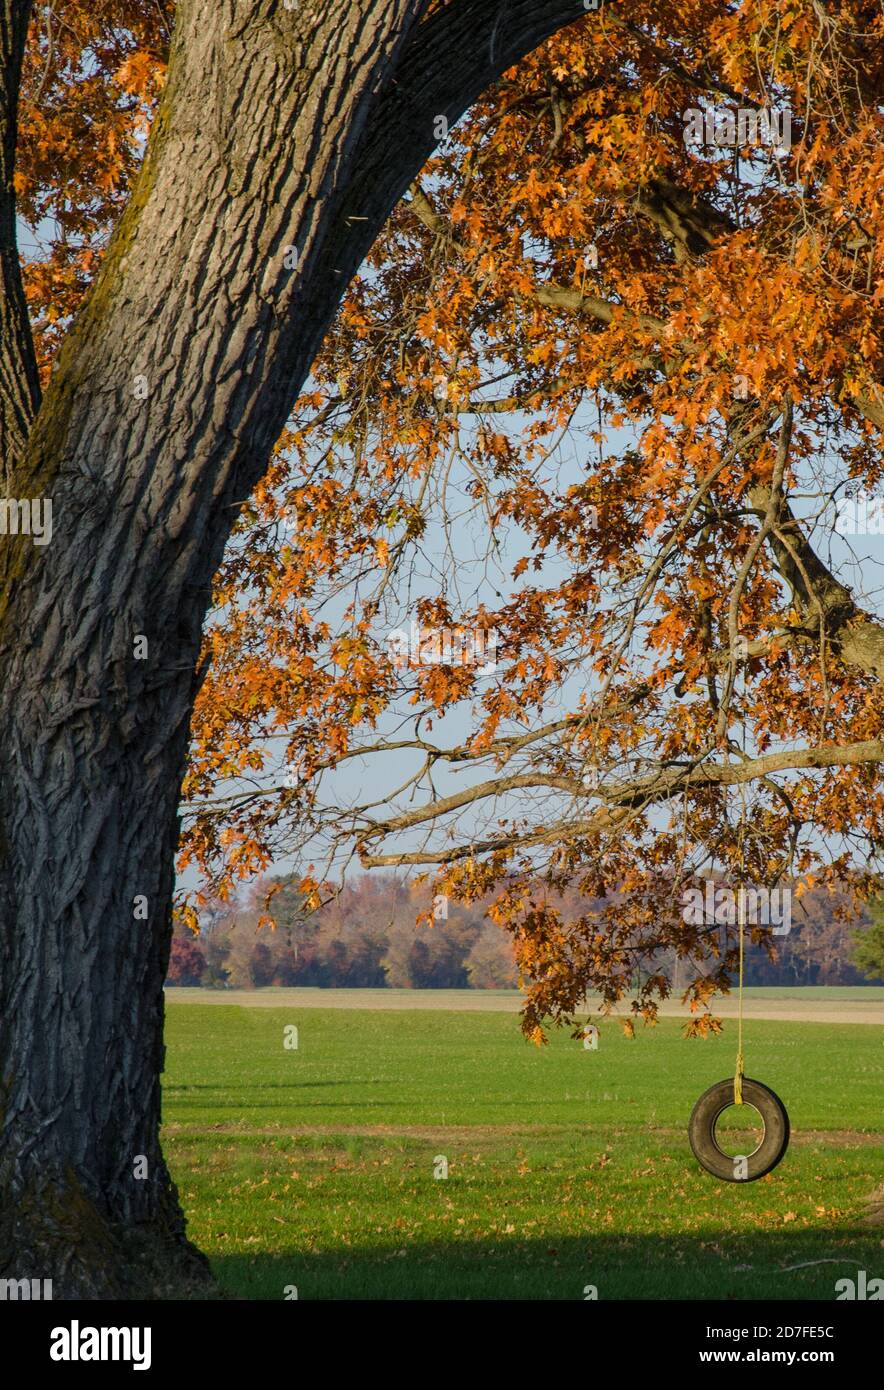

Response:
(207, 1228), (881, 1301)
(166, 1081), (352, 1093)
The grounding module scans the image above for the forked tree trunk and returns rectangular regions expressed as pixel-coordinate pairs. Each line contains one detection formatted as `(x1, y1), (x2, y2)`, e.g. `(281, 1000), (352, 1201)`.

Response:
(0, 0), (582, 1297)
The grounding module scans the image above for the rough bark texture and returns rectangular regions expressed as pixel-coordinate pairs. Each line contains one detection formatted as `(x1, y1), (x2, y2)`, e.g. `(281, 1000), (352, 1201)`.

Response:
(0, 0), (587, 1298)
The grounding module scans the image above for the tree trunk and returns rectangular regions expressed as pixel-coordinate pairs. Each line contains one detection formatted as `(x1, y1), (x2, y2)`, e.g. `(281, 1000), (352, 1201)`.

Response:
(0, 0), (584, 1297)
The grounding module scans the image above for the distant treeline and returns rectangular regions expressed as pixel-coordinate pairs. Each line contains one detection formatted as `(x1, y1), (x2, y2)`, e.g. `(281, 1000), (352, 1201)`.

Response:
(170, 874), (515, 990)
(168, 872), (883, 990)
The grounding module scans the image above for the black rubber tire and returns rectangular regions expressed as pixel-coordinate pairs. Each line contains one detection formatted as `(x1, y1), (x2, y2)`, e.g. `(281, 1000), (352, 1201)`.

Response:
(688, 1077), (790, 1182)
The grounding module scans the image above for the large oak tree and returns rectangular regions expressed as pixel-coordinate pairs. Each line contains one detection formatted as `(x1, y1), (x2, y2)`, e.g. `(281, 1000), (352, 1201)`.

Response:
(0, 0), (591, 1299)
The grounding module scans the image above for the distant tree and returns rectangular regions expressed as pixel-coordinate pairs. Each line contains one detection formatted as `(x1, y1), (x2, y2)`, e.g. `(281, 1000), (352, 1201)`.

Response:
(166, 932), (207, 987)
(200, 933), (231, 990)
(465, 924), (518, 989)
(311, 874), (395, 986)
(267, 941), (302, 987)
(777, 884), (868, 985)
(250, 942), (276, 988)
(851, 902), (884, 982)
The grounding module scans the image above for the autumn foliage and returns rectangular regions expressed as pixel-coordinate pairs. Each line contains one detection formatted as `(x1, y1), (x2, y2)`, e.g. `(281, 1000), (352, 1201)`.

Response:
(18, 2), (884, 1037)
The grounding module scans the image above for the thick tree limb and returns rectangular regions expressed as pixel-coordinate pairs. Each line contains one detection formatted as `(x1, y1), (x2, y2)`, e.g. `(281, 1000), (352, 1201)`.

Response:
(358, 736), (884, 866)
(745, 480), (884, 680)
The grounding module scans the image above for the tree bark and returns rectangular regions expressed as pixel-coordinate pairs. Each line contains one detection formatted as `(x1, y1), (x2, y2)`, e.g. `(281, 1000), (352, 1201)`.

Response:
(0, 0), (586, 1297)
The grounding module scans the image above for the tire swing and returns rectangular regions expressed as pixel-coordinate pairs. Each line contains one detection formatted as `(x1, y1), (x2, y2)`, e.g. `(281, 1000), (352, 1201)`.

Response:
(688, 767), (790, 1182)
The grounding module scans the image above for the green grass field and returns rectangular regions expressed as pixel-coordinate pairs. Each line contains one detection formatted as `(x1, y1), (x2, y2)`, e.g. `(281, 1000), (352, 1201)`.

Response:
(162, 1003), (883, 1300)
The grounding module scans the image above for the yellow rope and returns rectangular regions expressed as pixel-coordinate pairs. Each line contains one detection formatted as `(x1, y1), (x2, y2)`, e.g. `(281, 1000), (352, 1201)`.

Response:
(734, 887), (745, 1106)
(734, 686), (748, 1107)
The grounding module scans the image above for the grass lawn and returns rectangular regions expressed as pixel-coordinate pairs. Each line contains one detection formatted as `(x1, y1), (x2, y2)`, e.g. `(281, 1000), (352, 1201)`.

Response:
(162, 1004), (883, 1300)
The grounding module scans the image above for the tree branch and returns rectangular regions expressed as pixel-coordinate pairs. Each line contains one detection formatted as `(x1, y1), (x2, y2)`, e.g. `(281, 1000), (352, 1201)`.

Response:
(358, 736), (884, 866)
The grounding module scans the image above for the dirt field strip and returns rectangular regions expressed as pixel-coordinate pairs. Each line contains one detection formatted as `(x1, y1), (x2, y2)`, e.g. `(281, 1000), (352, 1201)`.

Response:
(163, 1120), (884, 1145)
(165, 986), (884, 1025)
